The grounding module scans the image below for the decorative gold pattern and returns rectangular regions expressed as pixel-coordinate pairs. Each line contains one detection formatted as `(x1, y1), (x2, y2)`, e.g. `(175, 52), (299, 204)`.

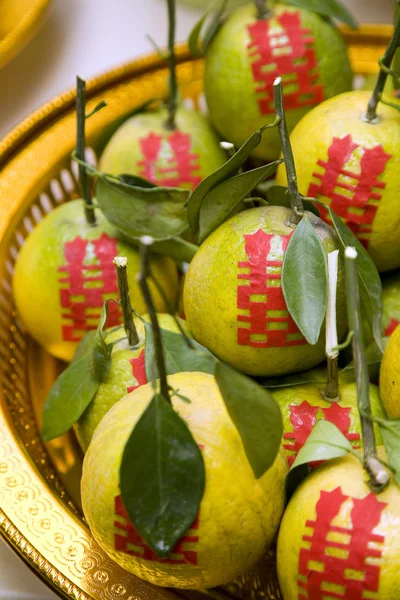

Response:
(0, 28), (392, 599)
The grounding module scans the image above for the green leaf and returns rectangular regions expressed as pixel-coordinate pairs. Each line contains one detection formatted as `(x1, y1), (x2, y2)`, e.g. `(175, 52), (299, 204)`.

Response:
(41, 354), (100, 441)
(150, 237), (199, 263)
(318, 202), (383, 352)
(188, 11), (209, 57)
(144, 325), (217, 385)
(215, 362), (283, 478)
(198, 160), (282, 243)
(291, 420), (353, 470)
(120, 393), (205, 556)
(118, 174), (157, 189)
(96, 177), (190, 241)
(282, 216), (328, 345)
(202, 0), (228, 53)
(378, 419), (400, 486)
(187, 125), (270, 236)
(72, 330), (97, 363)
(90, 300), (112, 383)
(266, 185), (320, 217)
(287, 0), (358, 28)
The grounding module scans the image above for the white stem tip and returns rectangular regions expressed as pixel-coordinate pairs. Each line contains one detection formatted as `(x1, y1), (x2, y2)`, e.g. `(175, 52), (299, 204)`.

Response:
(345, 246), (358, 259)
(113, 256), (128, 267)
(141, 235), (154, 246)
(220, 141), (234, 150)
(274, 76), (282, 87)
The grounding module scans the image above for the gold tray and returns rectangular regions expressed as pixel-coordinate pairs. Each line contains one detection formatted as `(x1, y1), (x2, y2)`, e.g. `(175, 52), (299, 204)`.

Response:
(0, 0), (52, 71)
(0, 25), (393, 600)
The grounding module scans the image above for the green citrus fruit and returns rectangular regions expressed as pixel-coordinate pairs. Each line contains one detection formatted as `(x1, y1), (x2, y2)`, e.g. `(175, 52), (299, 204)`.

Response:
(276, 91), (400, 272)
(81, 372), (287, 589)
(99, 107), (226, 190)
(277, 451), (400, 599)
(380, 324), (400, 418)
(12, 200), (178, 362)
(273, 378), (385, 466)
(204, 2), (352, 162)
(74, 313), (186, 453)
(184, 206), (347, 377)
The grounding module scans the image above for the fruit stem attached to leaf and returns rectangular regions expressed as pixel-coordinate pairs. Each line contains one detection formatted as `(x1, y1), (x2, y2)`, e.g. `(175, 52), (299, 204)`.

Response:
(344, 246), (390, 492)
(254, 0), (271, 20)
(138, 237), (172, 403)
(365, 9), (400, 122)
(273, 77), (304, 227)
(324, 250), (339, 401)
(164, 0), (178, 131)
(113, 257), (140, 347)
(76, 76), (96, 226)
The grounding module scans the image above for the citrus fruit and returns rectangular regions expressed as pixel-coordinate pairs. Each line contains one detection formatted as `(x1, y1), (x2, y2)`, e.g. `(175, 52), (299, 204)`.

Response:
(204, 2), (352, 162)
(99, 107), (226, 191)
(277, 451), (400, 599)
(184, 205), (347, 377)
(74, 313), (186, 453)
(273, 379), (385, 466)
(12, 200), (178, 362)
(276, 91), (400, 272)
(380, 324), (400, 418)
(382, 273), (400, 336)
(81, 371), (287, 589)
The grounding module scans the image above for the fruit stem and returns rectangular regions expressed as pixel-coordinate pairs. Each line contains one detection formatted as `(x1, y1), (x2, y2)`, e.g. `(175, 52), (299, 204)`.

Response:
(365, 10), (400, 122)
(113, 257), (140, 347)
(164, 0), (178, 131)
(254, 0), (271, 20)
(138, 237), (171, 404)
(344, 247), (390, 493)
(76, 76), (96, 226)
(324, 250), (340, 401)
(273, 77), (304, 227)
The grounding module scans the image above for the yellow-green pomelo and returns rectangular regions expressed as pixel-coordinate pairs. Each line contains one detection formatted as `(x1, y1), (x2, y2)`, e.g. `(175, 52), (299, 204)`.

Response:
(81, 372), (287, 589)
(380, 325), (400, 418)
(74, 314), (186, 453)
(99, 107), (226, 190)
(12, 200), (178, 362)
(277, 452), (400, 600)
(273, 379), (385, 466)
(276, 91), (400, 272)
(204, 2), (352, 162)
(184, 206), (346, 377)
(382, 273), (400, 336)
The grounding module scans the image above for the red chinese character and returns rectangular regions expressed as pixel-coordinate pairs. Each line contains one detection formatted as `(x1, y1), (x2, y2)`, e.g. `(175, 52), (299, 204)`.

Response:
(384, 317), (400, 337)
(58, 233), (121, 341)
(127, 350), (147, 393)
(237, 230), (306, 348)
(298, 487), (386, 599)
(137, 130), (201, 190)
(307, 135), (392, 248)
(283, 402), (360, 466)
(114, 495), (199, 565)
(247, 12), (324, 115)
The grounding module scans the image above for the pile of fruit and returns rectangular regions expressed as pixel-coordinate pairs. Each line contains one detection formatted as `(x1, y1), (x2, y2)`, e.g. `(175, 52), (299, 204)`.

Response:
(12, 0), (400, 597)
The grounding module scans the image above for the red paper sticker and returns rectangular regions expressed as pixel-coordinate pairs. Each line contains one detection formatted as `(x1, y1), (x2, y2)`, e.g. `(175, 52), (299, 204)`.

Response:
(307, 135), (392, 248)
(137, 131), (201, 190)
(283, 402), (361, 466)
(114, 495), (200, 565)
(384, 317), (400, 337)
(247, 12), (324, 116)
(127, 350), (147, 393)
(237, 230), (306, 348)
(58, 233), (121, 341)
(298, 487), (386, 599)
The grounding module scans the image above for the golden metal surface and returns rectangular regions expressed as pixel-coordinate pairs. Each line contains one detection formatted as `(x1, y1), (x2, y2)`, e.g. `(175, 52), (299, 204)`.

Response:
(0, 26), (392, 600)
(0, 0), (52, 70)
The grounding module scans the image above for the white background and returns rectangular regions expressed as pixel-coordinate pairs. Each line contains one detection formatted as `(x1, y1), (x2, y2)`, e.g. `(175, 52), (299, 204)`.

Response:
(0, 0), (395, 598)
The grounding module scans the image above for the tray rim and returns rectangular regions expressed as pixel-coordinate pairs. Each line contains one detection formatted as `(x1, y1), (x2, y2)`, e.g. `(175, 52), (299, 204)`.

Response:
(0, 0), (52, 71)
(0, 24), (394, 600)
